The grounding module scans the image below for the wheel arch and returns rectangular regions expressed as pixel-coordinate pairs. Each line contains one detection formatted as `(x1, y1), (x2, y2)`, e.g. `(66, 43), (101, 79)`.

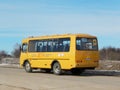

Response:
(51, 60), (59, 69)
(23, 60), (30, 67)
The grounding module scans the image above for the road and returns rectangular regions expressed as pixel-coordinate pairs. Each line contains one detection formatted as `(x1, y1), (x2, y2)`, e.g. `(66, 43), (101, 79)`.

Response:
(0, 67), (120, 90)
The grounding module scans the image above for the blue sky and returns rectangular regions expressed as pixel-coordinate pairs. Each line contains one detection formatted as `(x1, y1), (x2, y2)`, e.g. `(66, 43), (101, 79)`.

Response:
(0, 0), (120, 53)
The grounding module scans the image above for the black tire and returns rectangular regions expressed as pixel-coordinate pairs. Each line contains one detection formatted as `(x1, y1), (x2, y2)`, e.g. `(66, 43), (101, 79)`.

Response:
(24, 61), (32, 73)
(52, 62), (62, 75)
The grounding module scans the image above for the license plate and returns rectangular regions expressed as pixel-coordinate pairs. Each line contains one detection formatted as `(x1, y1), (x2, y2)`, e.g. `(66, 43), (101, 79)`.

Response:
(86, 58), (91, 60)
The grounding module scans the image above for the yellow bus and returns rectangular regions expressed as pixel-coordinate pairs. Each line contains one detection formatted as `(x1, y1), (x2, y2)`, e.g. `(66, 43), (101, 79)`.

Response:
(20, 34), (99, 75)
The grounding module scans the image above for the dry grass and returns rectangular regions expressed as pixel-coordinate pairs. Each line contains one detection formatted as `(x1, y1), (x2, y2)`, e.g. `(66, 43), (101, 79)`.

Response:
(96, 60), (120, 70)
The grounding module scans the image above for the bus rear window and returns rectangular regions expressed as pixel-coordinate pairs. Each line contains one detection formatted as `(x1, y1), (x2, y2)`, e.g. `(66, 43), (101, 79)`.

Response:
(76, 37), (98, 50)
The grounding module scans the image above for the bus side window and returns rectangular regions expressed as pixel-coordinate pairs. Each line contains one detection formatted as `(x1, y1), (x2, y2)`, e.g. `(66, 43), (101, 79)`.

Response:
(53, 39), (58, 52)
(63, 39), (70, 52)
(29, 40), (38, 52)
(76, 39), (81, 50)
(47, 40), (53, 52)
(58, 39), (64, 52)
(42, 41), (47, 52)
(22, 43), (28, 52)
(37, 41), (43, 52)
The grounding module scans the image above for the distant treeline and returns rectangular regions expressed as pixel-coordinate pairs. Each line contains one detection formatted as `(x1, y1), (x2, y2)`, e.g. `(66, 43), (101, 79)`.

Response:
(0, 43), (21, 59)
(100, 47), (120, 60)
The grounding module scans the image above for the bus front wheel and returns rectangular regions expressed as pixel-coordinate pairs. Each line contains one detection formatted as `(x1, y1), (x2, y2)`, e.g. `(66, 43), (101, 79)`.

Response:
(24, 61), (32, 73)
(52, 62), (62, 75)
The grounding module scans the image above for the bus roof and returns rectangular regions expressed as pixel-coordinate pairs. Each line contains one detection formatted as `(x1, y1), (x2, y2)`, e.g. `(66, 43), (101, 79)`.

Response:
(22, 33), (97, 42)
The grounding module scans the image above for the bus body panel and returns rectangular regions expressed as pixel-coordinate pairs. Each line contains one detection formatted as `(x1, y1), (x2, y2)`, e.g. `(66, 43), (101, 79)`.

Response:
(75, 51), (99, 68)
(27, 52), (75, 69)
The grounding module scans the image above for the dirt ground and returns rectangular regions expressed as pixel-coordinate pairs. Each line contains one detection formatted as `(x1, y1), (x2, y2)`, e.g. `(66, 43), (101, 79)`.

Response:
(0, 67), (120, 90)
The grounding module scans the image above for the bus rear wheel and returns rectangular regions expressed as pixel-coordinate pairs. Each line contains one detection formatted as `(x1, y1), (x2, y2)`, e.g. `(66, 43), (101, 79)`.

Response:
(52, 62), (62, 75)
(24, 61), (32, 73)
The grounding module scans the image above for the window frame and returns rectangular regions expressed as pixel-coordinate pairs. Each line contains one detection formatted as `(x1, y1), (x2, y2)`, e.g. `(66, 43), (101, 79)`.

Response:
(21, 43), (28, 53)
(28, 38), (71, 52)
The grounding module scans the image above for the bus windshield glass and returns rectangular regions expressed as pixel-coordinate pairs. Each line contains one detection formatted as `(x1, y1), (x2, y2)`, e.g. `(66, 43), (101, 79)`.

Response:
(76, 37), (98, 50)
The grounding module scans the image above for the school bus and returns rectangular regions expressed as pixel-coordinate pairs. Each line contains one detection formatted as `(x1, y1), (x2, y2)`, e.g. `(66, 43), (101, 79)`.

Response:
(20, 34), (99, 75)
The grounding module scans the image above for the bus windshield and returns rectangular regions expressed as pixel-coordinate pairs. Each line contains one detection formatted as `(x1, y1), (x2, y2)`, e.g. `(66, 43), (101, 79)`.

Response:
(76, 37), (98, 50)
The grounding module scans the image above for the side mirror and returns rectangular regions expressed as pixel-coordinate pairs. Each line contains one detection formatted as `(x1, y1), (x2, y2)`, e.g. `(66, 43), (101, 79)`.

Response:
(19, 45), (22, 52)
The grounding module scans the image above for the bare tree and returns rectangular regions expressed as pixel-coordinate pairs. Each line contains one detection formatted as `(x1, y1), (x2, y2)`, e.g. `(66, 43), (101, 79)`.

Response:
(11, 43), (21, 58)
(100, 47), (120, 60)
(0, 50), (8, 58)
(0, 50), (8, 63)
